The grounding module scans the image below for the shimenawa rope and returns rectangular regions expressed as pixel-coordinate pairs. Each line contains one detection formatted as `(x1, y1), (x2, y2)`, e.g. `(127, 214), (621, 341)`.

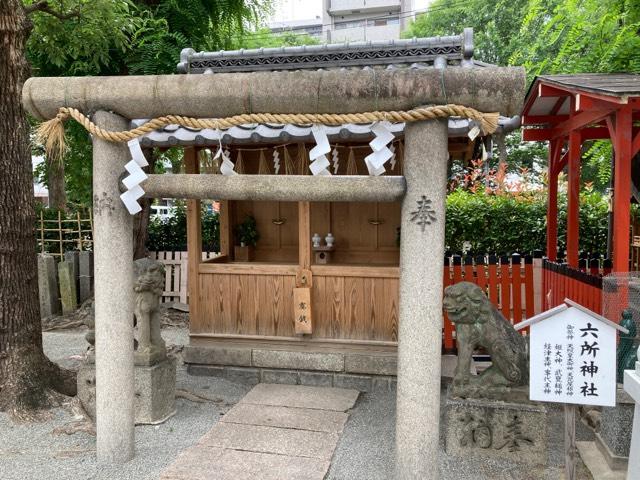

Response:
(36, 105), (500, 162)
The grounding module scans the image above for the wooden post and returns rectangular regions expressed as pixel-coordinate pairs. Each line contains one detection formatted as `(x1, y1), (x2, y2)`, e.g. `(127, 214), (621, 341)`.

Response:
(185, 147), (201, 321)
(564, 404), (576, 480)
(298, 201), (311, 270)
(57, 209), (63, 257)
(612, 105), (633, 273)
(547, 140), (559, 261)
(77, 211), (83, 251)
(219, 200), (232, 258)
(567, 130), (581, 268)
(39, 210), (45, 254)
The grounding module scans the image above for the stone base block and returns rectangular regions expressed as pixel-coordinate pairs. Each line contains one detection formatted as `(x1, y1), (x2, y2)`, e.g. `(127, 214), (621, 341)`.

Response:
(77, 356), (177, 425)
(597, 385), (634, 465)
(187, 364), (394, 392)
(595, 433), (629, 472)
(444, 389), (547, 465)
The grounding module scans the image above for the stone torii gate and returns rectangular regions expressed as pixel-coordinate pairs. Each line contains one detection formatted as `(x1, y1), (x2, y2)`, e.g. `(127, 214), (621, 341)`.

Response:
(23, 67), (524, 478)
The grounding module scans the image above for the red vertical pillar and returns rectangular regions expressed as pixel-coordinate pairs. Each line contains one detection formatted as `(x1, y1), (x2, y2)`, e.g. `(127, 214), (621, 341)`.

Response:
(612, 106), (633, 272)
(567, 131), (581, 267)
(547, 140), (559, 261)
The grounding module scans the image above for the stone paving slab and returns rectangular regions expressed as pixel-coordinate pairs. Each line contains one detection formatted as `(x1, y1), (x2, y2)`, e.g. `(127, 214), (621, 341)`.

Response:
(221, 403), (348, 433)
(198, 422), (339, 460)
(240, 383), (359, 411)
(161, 383), (358, 480)
(162, 446), (329, 480)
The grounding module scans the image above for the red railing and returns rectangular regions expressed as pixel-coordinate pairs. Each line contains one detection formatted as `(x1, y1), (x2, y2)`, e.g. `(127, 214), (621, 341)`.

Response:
(542, 259), (606, 314)
(442, 254), (538, 352)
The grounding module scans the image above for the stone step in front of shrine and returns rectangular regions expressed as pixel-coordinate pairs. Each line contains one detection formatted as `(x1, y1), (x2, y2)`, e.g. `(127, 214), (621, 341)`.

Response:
(161, 383), (360, 480)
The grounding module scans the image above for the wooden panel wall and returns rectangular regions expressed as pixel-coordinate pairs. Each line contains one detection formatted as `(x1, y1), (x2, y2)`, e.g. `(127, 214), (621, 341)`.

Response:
(194, 267), (399, 342)
(195, 271), (297, 336)
(311, 274), (399, 341)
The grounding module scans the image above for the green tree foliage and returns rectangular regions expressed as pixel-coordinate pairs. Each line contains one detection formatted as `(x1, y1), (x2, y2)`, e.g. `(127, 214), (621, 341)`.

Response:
(404, 0), (640, 191)
(229, 27), (319, 49)
(26, 1), (277, 206)
(402, 0), (530, 66)
(26, 0), (136, 76)
(512, 0), (640, 77)
(147, 203), (220, 251)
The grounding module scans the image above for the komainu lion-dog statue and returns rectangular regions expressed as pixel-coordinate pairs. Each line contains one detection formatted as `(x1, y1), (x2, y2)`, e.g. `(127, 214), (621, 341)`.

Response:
(443, 281), (529, 399)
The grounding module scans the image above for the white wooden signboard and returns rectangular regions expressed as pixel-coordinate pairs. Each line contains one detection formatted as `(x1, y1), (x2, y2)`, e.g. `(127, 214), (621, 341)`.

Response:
(529, 305), (617, 407)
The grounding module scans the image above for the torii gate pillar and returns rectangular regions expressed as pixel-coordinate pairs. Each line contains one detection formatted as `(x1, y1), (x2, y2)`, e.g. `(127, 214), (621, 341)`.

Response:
(92, 111), (136, 463)
(396, 118), (449, 479)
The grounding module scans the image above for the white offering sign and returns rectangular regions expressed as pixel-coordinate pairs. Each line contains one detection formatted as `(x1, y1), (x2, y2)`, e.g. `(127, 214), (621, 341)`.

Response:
(528, 304), (617, 407)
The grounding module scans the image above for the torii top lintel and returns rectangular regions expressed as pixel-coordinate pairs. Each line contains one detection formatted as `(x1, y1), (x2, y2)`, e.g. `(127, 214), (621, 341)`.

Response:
(22, 67), (525, 122)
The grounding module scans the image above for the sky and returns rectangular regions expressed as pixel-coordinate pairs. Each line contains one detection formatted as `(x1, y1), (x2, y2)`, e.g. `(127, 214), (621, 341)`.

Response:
(269, 0), (433, 23)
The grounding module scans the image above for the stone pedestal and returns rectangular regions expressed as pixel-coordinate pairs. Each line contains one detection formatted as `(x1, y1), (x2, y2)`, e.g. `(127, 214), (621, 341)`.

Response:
(444, 389), (547, 466)
(78, 356), (177, 425)
(595, 385), (634, 471)
(623, 361), (640, 479)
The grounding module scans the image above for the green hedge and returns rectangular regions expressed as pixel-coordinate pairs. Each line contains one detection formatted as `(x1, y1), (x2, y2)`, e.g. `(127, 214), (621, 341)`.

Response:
(445, 189), (610, 256)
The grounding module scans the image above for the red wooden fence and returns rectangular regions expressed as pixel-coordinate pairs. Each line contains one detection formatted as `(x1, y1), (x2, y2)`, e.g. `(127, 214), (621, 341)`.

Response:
(541, 259), (606, 314)
(442, 254), (538, 352)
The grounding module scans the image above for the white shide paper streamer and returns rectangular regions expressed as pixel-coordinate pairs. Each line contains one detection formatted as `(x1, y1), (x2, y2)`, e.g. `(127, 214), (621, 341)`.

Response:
(273, 149), (281, 175)
(364, 122), (394, 176)
(309, 125), (332, 176)
(119, 138), (148, 214)
(217, 147), (237, 176)
(331, 147), (339, 174)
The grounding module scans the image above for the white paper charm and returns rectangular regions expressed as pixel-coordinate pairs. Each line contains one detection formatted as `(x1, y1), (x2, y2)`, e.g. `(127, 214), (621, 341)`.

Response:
(365, 121), (395, 176)
(273, 149), (281, 175)
(216, 147), (237, 176)
(120, 145), (149, 214)
(468, 125), (480, 141)
(127, 138), (148, 167)
(120, 184), (145, 215)
(331, 148), (340, 174)
(309, 125), (332, 176)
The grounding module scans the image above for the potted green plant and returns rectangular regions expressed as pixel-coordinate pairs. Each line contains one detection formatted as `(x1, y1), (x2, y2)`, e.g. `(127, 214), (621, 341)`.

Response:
(234, 215), (259, 261)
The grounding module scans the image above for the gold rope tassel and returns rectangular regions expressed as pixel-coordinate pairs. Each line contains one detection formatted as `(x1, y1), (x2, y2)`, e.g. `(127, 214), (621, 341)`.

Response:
(35, 110), (70, 164)
(296, 143), (308, 175)
(258, 150), (270, 175)
(235, 151), (244, 174)
(283, 146), (295, 175)
(35, 105), (500, 162)
(346, 148), (358, 175)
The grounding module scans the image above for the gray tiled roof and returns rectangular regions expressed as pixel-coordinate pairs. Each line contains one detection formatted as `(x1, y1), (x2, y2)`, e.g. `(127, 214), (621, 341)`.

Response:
(177, 28), (480, 74)
(133, 28), (518, 149)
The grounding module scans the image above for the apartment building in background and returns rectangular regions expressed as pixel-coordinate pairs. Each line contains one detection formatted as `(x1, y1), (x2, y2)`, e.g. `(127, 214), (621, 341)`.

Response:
(322, 0), (413, 42)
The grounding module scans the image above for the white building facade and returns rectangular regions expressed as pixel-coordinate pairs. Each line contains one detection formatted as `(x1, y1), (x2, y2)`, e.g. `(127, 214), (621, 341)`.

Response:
(322, 0), (413, 42)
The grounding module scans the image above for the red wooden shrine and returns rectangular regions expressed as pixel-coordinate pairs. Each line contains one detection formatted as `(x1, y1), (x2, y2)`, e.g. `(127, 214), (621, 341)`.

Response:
(522, 74), (640, 273)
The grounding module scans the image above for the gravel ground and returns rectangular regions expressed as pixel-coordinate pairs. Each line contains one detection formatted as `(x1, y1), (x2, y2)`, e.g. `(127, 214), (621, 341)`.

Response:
(1, 327), (251, 480)
(0, 327), (595, 480)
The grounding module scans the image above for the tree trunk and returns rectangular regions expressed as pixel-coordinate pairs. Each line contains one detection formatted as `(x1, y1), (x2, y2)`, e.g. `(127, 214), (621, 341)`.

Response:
(496, 133), (508, 169)
(46, 153), (67, 210)
(132, 147), (156, 260)
(0, 1), (76, 416)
